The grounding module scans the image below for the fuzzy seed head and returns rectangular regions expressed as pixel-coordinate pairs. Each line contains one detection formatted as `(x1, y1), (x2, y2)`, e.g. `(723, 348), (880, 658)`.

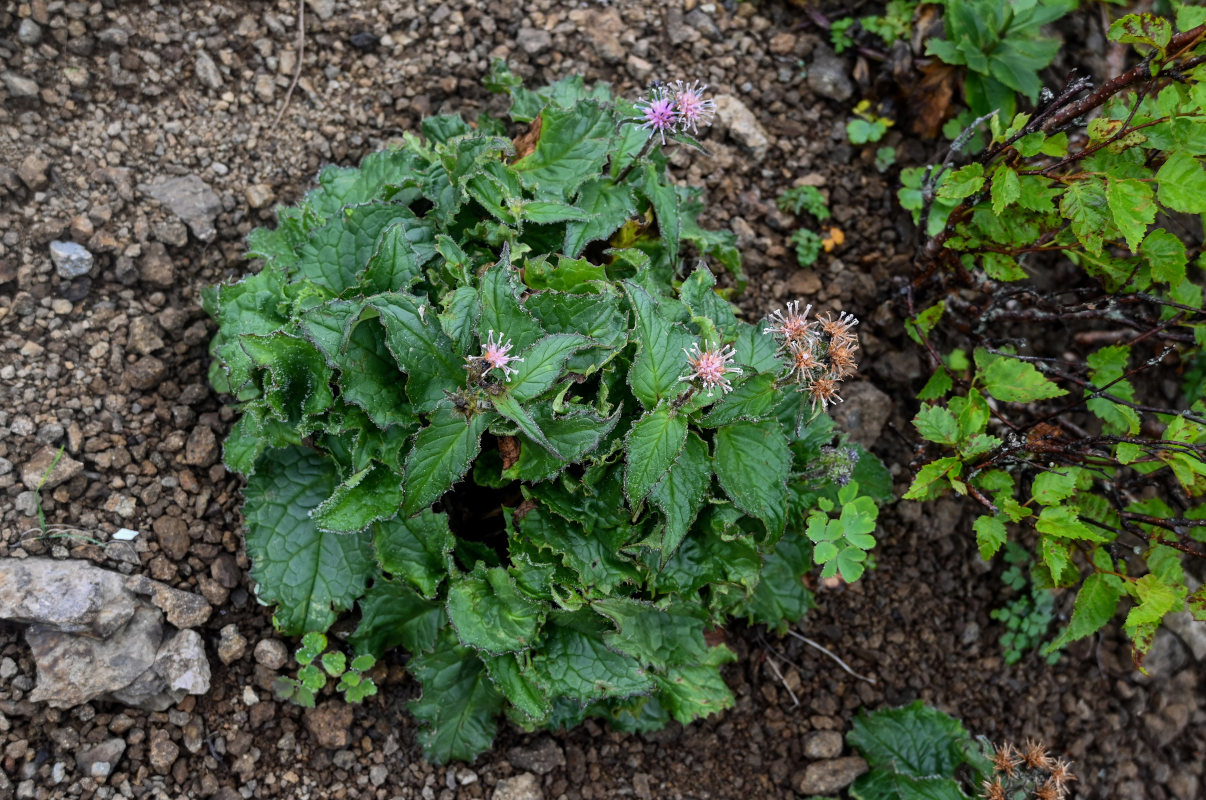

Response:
(671, 79), (717, 134)
(807, 375), (843, 411)
(817, 310), (860, 348)
(681, 342), (740, 397)
(764, 301), (815, 349)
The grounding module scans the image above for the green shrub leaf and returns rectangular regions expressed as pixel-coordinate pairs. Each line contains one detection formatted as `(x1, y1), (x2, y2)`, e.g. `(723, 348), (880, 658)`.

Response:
(408, 630), (503, 764)
(349, 578), (444, 656)
(374, 509), (453, 598)
(624, 406), (689, 505)
(402, 408), (492, 515)
(447, 565), (546, 654)
(713, 421), (791, 536)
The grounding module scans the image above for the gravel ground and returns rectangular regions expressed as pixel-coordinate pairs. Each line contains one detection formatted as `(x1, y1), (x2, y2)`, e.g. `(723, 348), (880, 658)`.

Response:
(1, 1), (1202, 799)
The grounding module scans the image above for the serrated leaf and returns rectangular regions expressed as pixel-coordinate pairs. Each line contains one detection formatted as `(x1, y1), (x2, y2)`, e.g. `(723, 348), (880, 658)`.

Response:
(980, 252), (1027, 281)
(905, 302), (944, 345)
(439, 286), (480, 354)
(492, 393), (563, 459)
(1125, 574), (1180, 630)
(372, 293), (466, 413)
(1188, 584), (1206, 622)
(244, 447), (375, 635)
(521, 200), (590, 224)
(1140, 228), (1188, 285)
(296, 203), (414, 293)
(240, 333), (335, 425)
(698, 373), (777, 427)
(1156, 152), (1206, 213)
(741, 534), (814, 631)
(1036, 505), (1108, 542)
(918, 367), (953, 401)
(913, 404), (959, 445)
(625, 406), (689, 505)
(849, 772), (969, 800)
(313, 461), (404, 532)
(506, 334), (590, 401)
(1106, 177), (1156, 253)
(1060, 178), (1110, 255)
(1109, 13), (1172, 51)
(990, 164), (1020, 214)
(973, 515), (1007, 559)
(713, 421), (791, 536)
(936, 163), (984, 200)
(903, 457), (963, 501)
(679, 265), (739, 333)
(524, 290), (627, 375)
(374, 509), (453, 598)
(402, 407), (492, 515)
(848, 701), (973, 777)
(1031, 469), (1078, 506)
(980, 355), (1067, 402)
(1047, 572), (1122, 651)
(447, 565), (546, 654)
(624, 281), (694, 409)
(360, 219), (433, 293)
(349, 578), (445, 656)
(532, 611), (654, 703)
(653, 660), (736, 724)
(516, 506), (640, 594)
(642, 163), (681, 266)
(478, 261), (545, 353)
(513, 102), (614, 200)
(408, 630), (503, 764)
(563, 178), (637, 257)
(593, 598), (711, 667)
(734, 322), (782, 375)
(504, 405), (620, 482)
(651, 432), (710, 561)
(482, 652), (551, 723)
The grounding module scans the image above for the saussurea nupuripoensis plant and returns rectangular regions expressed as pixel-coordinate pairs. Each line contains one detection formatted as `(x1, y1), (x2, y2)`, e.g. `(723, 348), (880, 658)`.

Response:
(204, 66), (888, 763)
(900, 12), (1206, 665)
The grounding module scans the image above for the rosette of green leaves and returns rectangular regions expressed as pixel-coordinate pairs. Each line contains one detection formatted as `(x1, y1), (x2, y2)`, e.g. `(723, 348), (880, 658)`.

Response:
(204, 70), (886, 762)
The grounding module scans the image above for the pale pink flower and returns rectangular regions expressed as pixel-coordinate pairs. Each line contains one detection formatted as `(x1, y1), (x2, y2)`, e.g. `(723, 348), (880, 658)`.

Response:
(671, 80), (716, 134)
(764, 301), (816, 351)
(680, 342), (741, 397)
(470, 330), (523, 380)
(634, 85), (681, 144)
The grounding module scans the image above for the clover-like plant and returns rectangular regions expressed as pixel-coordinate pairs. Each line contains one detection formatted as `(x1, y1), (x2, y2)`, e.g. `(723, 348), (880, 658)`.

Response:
(205, 66), (885, 763)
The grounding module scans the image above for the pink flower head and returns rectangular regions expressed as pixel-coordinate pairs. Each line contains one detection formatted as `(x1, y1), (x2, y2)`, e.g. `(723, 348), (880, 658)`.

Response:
(764, 301), (816, 351)
(680, 342), (741, 397)
(817, 310), (860, 348)
(634, 84), (681, 145)
(671, 80), (716, 134)
(472, 330), (524, 380)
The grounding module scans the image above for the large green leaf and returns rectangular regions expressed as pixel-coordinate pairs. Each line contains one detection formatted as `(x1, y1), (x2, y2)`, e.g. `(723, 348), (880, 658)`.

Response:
(652, 653), (736, 724)
(359, 218), (434, 292)
(348, 578), (444, 656)
(741, 534), (814, 631)
(593, 598), (711, 667)
(504, 405), (621, 483)
(642, 163), (681, 266)
(208, 267), (289, 398)
(713, 421), (791, 535)
(1156, 152), (1206, 214)
(697, 373), (776, 427)
(850, 772), (971, 800)
(408, 630), (503, 764)
(564, 178), (637, 257)
(492, 393), (563, 458)
(624, 282), (694, 409)
(244, 446), (375, 635)
(624, 406), (689, 505)
(372, 293), (466, 413)
(516, 506), (640, 594)
(848, 701), (974, 777)
(374, 508), (453, 598)
(481, 652), (551, 723)
(312, 461), (404, 532)
(524, 290), (628, 375)
(1046, 572), (1122, 651)
(1060, 178), (1111, 256)
(402, 408), (492, 515)
(447, 565), (547, 654)
(532, 611), (654, 703)
(512, 102), (614, 199)
(507, 334), (590, 401)
(1106, 177), (1155, 253)
(478, 262), (545, 352)
(240, 333), (334, 426)
(979, 353), (1067, 402)
(650, 432), (710, 560)
(296, 203), (413, 293)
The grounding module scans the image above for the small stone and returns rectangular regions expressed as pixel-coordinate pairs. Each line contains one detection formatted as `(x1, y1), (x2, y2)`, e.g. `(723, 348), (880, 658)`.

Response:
(17, 19), (43, 45)
(35, 422), (65, 445)
(149, 729), (179, 775)
(369, 764), (389, 786)
(125, 575), (212, 628)
(769, 32), (797, 54)
(244, 183), (275, 209)
(152, 516), (191, 561)
(211, 553), (240, 589)
(125, 356), (168, 391)
(2, 72), (40, 99)
(127, 317), (166, 355)
(253, 74), (275, 102)
(793, 757), (869, 795)
(713, 95), (771, 160)
(137, 174), (222, 242)
(802, 730), (844, 759)
(14, 491), (38, 517)
(807, 45), (855, 102)
(140, 242), (176, 288)
(21, 446), (84, 491)
(76, 738), (126, 779)
(98, 27), (130, 47)
(306, 0), (336, 20)
(70, 214), (94, 241)
(304, 701), (355, 749)
(0, 658), (17, 679)
(51, 298), (74, 315)
(254, 638), (289, 670)
(194, 50), (223, 90)
(217, 624), (248, 665)
(183, 425), (219, 467)
(516, 27), (552, 55)
(242, 686), (259, 706)
(103, 494), (137, 519)
(493, 772), (543, 800)
(508, 737), (566, 775)
(18, 155), (49, 191)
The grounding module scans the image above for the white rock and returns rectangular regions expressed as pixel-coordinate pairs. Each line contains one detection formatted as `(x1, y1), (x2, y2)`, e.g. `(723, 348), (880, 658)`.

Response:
(49, 241), (94, 279)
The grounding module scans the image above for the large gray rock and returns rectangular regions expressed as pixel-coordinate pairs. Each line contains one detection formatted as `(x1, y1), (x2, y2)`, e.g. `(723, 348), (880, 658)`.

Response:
(0, 557), (136, 637)
(137, 174), (222, 241)
(0, 557), (212, 709)
(1164, 576), (1206, 661)
(713, 95), (770, 160)
(49, 241), (94, 278)
(829, 381), (892, 448)
(807, 46), (855, 102)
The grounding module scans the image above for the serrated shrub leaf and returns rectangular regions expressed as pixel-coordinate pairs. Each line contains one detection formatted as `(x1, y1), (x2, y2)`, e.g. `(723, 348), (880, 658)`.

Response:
(313, 462), (404, 533)
(624, 406), (689, 506)
(650, 432), (710, 560)
(240, 333), (335, 425)
(593, 598), (711, 667)
(402, 408), (492, 515)
(408, 631), (503, 764)
(482, 653), (551, 723)
(624, 282), (694, 409)
(244, 447), (375, 635)
(532, 611), (654, 703)
(741, 534), (814, 632)
(349, 578), (444, 656)
(447, 565), (546, 654)
(980, 354), (1067, 402)
(513, 102), (614, 199)
(296, 203), (418, 293)
(372, 293), (466, 413)
(1047, 572), (1122, 651)
(713, 421), (791, 536)
(652, 661), (736, 725)
(564, 179), (637, 257)
(972, 515), (1007, 560)
(374, 509), (453, 598)
(848, 701), (973, 777)
(507, 334), (590, 401)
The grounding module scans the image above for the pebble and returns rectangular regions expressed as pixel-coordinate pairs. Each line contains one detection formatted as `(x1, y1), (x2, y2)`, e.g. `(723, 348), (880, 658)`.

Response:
(304, 701), (355, 749)
(802, 730), (844, 759)
(508, 738), (566, 775)
(18, 155), (49, 191)
(137, 174), (223, 242)
(493, 772), (543, 800)
(793, 757), (869, 795)
(49, 240), (95, 279)
(0, 658), (17, 679)
(245, 183), (275, 209)
(183, 424), (219, 467)
(149, 729), (180, 775)
(306, 0), (336, 20)
(516, 27), (552, 55)
(807, 45), (855, 102)
(125, 355), (168, 390)
(152, 516), (191, 561)
(103, 494), (138, 518)
(254, 638), (289, 669)
(17, 19), (42, 45)
(127, 317), (166, 355)
(1, 72), (39, 99)
(194, 50), (224, 90)
(21, 446), (84, 491)
(713, 94), (771, 160)
(75, 738), (127, 779)
(217, 624), (249, 665)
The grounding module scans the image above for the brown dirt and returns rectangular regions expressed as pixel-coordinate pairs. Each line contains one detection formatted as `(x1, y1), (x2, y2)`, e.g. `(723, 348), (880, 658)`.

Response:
(1, 1), (1202, 799)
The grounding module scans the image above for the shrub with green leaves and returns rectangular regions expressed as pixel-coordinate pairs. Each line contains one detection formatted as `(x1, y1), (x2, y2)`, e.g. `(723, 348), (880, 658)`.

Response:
(274, 632), (378, 707)
(901, 13), (1206, 664)
(204, 66), (886, 762)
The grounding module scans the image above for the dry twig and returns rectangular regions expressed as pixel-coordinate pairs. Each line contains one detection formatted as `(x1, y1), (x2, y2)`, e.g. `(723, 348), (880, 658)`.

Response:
(273, 0), (306, 127)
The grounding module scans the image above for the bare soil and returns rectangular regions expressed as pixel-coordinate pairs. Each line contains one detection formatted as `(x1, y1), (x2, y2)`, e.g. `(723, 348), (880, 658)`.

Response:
(0, 1), (1202, 799)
